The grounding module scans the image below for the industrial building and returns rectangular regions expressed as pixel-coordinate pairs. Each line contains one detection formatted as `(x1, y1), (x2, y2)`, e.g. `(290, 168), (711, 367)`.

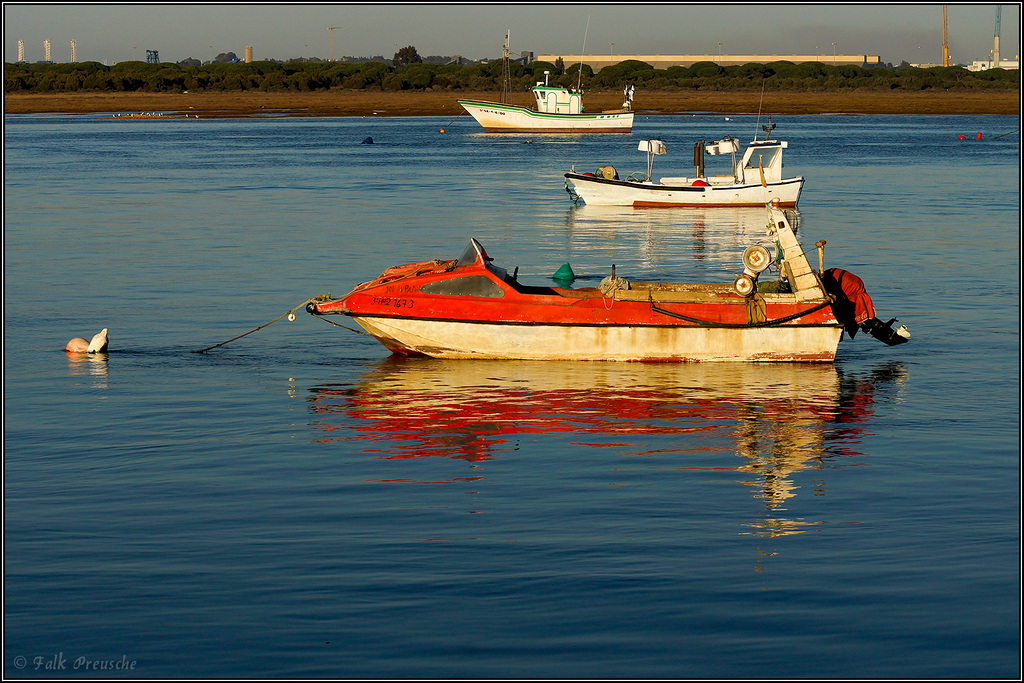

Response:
(534, 53), (882, 70)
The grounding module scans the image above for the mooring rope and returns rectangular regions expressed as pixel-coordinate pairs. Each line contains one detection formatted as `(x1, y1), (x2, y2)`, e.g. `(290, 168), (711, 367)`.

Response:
(191, 298), (317, 353)
(308, 313), (374, 337)
(439, 111), (465, 132)
(565, 179), (581, 204)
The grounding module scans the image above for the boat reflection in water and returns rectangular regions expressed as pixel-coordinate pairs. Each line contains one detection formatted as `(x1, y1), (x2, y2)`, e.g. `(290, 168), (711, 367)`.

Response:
(560, 204), (800, 282)
(308, 359), (907, 536)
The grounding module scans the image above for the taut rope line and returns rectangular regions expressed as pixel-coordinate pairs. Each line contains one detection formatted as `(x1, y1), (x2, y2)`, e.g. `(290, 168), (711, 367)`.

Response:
(440, 110), (465, 132)
(308, 313), (374, 337)
(191, 298), (317, 353)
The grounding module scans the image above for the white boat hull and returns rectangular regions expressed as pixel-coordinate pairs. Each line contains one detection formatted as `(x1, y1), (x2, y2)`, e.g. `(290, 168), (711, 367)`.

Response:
(458, 100), (633, 133)
(351, 315), (842, 362)
(565, 173), (804, 207)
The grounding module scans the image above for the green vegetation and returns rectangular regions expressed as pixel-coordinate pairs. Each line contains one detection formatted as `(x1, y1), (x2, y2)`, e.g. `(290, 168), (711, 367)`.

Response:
(5, 58), (1018, 94)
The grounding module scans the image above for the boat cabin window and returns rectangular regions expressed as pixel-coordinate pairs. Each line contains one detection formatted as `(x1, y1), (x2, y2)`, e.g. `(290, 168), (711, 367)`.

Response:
(420, 275), (505, 298)
(744, 146), (780, 169)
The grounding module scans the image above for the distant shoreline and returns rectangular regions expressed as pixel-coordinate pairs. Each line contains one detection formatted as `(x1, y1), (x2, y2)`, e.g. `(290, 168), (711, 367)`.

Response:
(4, 89), (1019, 117)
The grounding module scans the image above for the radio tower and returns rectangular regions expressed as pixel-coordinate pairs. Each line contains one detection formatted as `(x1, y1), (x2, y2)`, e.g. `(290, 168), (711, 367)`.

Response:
(992, 5), (1001, 67)
(18, 39), (24, 62)
(70, 39), (77, 63)
(44, 39), (51, 63)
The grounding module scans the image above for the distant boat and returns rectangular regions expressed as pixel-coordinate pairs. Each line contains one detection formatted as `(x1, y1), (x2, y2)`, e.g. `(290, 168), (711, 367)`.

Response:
(457, 33), (634, 134)
(564, 121), (803, 206)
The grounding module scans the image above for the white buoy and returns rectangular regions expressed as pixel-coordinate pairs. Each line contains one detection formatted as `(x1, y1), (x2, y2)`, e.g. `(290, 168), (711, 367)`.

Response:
(86, 328), (109, 353)
(87, 328), (109, 353)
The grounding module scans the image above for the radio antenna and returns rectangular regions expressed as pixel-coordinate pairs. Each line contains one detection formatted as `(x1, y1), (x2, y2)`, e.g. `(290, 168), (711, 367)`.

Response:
(577, 15), (590, 92)
(754, 77), (767, 140)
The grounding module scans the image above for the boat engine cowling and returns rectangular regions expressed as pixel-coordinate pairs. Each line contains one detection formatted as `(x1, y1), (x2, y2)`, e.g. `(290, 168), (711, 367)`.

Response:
(821, 268), (909, 345)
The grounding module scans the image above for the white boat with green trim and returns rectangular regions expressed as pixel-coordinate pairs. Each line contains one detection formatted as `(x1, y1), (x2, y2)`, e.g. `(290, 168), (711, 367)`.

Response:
(456, 33), (633, 134)
(458, 73), (634, 133)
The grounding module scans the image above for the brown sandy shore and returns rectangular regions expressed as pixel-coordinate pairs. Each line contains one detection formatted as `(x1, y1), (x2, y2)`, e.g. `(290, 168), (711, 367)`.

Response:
(4, 89), (1020, 117)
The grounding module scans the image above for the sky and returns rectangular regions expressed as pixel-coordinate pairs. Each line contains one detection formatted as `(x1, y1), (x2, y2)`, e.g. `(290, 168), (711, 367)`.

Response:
(4, 3), (1020, 67)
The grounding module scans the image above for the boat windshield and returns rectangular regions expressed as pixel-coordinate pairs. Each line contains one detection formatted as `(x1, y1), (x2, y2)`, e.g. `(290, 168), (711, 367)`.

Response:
(454, 239), (485, 269)
(744, 146), (780, 169)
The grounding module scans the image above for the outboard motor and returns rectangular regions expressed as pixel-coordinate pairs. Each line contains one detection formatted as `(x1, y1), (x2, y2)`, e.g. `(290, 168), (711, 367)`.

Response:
(860, 316), (911, 346)
(821, 268), (910, 346)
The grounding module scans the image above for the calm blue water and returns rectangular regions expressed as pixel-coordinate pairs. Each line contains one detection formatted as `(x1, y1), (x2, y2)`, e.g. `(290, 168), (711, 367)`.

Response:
(4, 110), (1019, 678)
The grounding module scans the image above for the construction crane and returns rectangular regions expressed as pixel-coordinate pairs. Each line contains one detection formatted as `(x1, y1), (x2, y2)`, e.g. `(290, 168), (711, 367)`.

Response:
(942, 5), (949, 67)
(329, 25), (341, 62)
(993, 5), (1001, 67)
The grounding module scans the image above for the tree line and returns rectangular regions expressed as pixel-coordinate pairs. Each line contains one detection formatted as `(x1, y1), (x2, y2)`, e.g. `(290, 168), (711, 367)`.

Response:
(5, 55), (1018, 95)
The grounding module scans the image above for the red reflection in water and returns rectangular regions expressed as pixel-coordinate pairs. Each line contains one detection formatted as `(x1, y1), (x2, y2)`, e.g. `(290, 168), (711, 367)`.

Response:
(310, 359), (902, 461)
(309, 359), (907, 539)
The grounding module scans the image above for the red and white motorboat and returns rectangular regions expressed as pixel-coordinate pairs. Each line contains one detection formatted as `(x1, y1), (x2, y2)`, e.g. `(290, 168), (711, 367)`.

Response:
(307, 206), (908, 362)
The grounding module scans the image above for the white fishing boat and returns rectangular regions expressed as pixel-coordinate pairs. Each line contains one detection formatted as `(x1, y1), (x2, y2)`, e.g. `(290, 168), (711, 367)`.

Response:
(564, 121), (803, 206)
(458, 77), (634, 133)
(457, 33), (634, 134)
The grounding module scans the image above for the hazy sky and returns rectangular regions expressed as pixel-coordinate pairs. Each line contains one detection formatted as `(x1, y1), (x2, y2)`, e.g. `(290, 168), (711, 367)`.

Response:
(4, 3), (1020, 67)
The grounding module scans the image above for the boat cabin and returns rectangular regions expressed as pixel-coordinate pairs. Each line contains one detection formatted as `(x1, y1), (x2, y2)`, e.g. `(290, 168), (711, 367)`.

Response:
(736, 140), (789, 184)
(528, 70), (582, 114)
(652, 137), (790, 186)
(700, 137), (789, 184)
(532, 86), (582, 114)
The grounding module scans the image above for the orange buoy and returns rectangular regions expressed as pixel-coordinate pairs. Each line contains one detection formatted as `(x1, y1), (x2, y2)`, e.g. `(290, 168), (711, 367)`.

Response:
(65, 337), (90, 352)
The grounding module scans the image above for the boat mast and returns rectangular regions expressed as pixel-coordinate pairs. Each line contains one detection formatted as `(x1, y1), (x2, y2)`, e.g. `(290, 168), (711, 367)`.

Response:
(502, 30), (512, 105)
